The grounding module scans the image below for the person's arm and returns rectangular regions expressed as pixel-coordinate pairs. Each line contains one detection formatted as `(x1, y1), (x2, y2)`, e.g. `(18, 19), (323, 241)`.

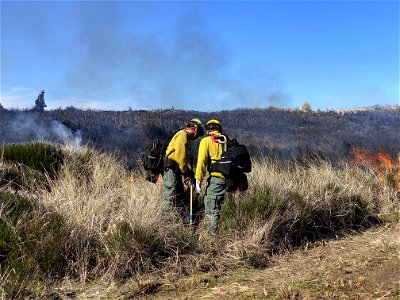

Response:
(168, 130), (189, 173)
(195, 138), (209, 182)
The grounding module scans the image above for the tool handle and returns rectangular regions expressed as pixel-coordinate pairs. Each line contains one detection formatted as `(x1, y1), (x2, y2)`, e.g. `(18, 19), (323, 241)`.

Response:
(189, 183), (193, 225)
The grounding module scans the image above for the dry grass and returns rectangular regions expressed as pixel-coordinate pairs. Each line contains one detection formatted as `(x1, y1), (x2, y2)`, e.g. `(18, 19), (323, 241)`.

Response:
(218, 157), (399, 267)
(250, 157), (391, 208)
(38, 146), (196, 281)
(1, 144), (399, 299)
(43, 145), (168, 231)
(251, 156), (398, 225)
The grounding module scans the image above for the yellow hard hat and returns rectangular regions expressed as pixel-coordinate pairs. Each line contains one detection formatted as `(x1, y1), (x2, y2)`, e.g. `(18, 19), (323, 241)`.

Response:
(206, 119), (221, 127)
(205, 119), (222, 132)
(187, 118), (204, 137)
(190, 118), (203, 127)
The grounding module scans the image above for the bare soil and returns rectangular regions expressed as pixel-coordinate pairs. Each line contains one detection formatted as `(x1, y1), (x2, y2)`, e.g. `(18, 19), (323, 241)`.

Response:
(52, 224), (400, 299)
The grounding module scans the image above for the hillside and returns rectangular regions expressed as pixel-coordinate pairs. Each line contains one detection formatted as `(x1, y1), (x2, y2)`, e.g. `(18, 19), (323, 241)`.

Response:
(1, 106), (399, 168)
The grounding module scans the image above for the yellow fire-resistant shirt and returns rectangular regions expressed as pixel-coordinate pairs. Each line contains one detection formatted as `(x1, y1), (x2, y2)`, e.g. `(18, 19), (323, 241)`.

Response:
(165, 129), (191, 173)
(195, 133), (224, 182)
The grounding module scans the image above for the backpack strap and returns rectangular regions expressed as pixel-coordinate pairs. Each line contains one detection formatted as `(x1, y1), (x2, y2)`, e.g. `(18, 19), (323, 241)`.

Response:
(209, 162), (219, 173)
(208, 134), (229, 174)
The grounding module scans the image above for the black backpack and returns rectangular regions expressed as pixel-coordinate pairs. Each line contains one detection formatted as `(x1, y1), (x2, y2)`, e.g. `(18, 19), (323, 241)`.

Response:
(142, 139), (166, 175)
(141, 130), (180, 183)
(210, 138), (252, 178)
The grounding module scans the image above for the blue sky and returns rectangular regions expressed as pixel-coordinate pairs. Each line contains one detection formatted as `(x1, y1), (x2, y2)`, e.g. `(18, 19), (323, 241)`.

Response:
(1, 0), (399, 112)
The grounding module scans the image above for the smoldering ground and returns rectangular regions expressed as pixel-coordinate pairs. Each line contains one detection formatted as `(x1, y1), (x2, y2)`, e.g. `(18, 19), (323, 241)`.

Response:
(0, 111), (82, 149)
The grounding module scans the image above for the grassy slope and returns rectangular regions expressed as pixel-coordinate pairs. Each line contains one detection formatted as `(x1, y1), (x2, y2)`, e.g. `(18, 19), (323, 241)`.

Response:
(1, 146), (399, 299)
(17, 149), (396, 299)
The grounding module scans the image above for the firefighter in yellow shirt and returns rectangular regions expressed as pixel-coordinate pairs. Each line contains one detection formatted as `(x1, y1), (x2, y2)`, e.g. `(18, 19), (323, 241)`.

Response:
(163, 118), (204, 212)
(195, 119), (226, 234)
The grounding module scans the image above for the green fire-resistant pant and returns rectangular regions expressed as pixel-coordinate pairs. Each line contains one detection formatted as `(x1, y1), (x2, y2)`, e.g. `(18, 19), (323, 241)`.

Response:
(204, 176), (226, 234)
(163, 168), (184, 208)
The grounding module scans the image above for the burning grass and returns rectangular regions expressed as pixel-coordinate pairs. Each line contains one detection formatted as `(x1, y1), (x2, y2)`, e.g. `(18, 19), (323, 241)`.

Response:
(350, 147), (400, 190)
(0, 144), (399, 298)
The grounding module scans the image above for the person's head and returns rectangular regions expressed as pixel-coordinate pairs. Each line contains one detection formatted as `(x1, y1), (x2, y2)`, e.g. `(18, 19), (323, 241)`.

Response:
(41, 90), (45, 94)
(185, 118), (204, 140)
(205, 119), (222, 135)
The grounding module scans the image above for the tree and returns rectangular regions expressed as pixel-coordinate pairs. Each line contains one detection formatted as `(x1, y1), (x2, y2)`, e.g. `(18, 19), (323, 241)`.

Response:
(301, 102), (312, 113)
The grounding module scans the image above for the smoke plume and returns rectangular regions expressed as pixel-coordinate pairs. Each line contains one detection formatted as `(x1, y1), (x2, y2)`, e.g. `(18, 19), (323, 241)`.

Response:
(57, 2), (291, 110)
(1, 2), (292, 111)
(0, 112), (82, 150)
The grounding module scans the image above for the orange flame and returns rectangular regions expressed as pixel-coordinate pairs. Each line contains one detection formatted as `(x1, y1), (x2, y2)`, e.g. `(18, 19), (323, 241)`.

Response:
(350, 147), (400, 189)
(376, 152), (392, 168)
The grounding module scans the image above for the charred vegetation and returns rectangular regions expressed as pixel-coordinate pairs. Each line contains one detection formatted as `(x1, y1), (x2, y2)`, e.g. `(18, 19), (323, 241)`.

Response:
(1, 106), (398, 170)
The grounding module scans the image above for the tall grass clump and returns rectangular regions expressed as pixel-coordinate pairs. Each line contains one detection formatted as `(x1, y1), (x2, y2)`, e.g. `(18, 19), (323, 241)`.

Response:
(42, 145), (196, 281)
(0, 143), (64, 191)
(1, 143), (63, 178)
(1, 144), (197, 297)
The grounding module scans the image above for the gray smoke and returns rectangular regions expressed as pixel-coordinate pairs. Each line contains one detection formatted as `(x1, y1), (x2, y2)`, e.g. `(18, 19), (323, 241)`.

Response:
(59, 3), (291, 110)
(2, 2), (291, 111)
(49, 121), (82, 150)
(1, 113), (82, 150)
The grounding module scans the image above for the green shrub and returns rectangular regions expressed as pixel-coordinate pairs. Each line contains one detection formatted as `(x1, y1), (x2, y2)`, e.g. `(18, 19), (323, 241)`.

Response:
(1, 143), (64, 179)
(0, 192), (69, 298)
(220, 187), (379, 251)
(272, 193), (379, 248)
(102, 220), (195, 279)
(220, 188), (278, 233)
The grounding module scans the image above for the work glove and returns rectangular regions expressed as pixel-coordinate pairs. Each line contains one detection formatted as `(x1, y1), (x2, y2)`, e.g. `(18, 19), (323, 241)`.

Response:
(195, 180), (202, 193)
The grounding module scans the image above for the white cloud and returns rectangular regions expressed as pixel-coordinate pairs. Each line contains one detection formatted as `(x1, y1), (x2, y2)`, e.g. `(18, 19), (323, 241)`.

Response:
(1, 87), (37, 109)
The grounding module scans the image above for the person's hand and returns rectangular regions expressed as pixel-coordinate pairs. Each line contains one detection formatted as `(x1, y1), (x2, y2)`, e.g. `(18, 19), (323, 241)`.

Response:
(183, 168), (194, 186)
(195, 180), (202, 193)
(184, 176), (194, 186)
